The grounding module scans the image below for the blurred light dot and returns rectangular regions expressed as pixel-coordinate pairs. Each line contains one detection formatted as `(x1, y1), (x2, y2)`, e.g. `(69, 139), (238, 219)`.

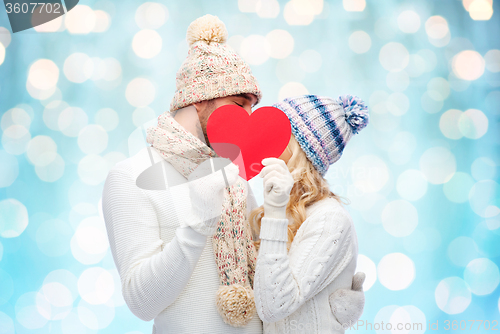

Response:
(227, 35), (244, 54)
(0, 150), (18, 188)
(78, 267), (114, 305)
(126, 78), (156, 107)
(471, 157), (496, 181)
(378, 253), (415, 290)
(78, 155), (109, 186)
(0, 311), (14, 333)
(58, 106), (89, 137)
(406, 54), (426, 77)
(464, 258), (499, 295)
(458, 109), (488, 139)
(382, 200), (418, 237)
(276, 56), (305, 83)
(135, 2), (168, 29)
(425, 16), (449, 39)
(352, 155), (389, 192)
(66, 5), (96, 34)
(374, 17), (397, 40)
(95, 108), (119, 132)
(77, 299), (115, 330)
(64, 53), (94, 83)
(256, 0), (280, 18)
(104, 151), (127, 171)
(1, 124), (31, 155)
(238, 0), (258, 12)
(240, 34), (270, 65)
(463, 0), (492, 10)
(278, 82), (308, 100)
(26, 135), (57, 167)
(291, 0), (323, 15)
(0, 43), (5, 66)
(0, 198), (28, 238)
(283, 1), (314, 25)
(34, 14), (63, 33)
(435, 277), (471, 314)
(28, 59), (59, 90)
(379, 42), (409, 72)
(35, 153), (65, 182)
(78, 125), (108, 155)
(452, 50), (485, 80)
(2, 107), (32, 130)
(397, 10), (421, 33)
(36, 218), (72, 257)
(369, 90), (389, 114)
(473, 221), (500, 257)
(132, 29), (162, 59)
(0, 26), (12, 48)
(98, 58), (122, 82)
(419, 147), (456, 184)
(374, 305), (400, 331)
(417, 49), (437, 72)
(355, 254), (377, 291)
(0, 268), (14, 305)
(299, 49), (322, 73)
(388, 132), (416, 165)
(38, 282), (73, 320)
(427, 77), (450, 101)
(421, 91), (443, 113)
(132, 106), (156, 127)
(440, 109), (463, 139)
(266, 29), (294, 59)
(448, 236), (479, 267)
(485, 90), (500, 115)
(92, 10), (111, 33)
(43, 270), (79, 305)
(469, 180), (499, 218)
(469, 0), (493, 20)
(15, 292), (49, 329)
(348, 30), (371, 54)
(343, 0), (366, 11)
(61, 311), (93, 334)
(389, 306), (427, 334)
(485, 50), (500, 72)
(443, 172), (475, 203)
(386, 71), (409, 92)
(387, 92), (409, 115)
(397, 169), (428, 201)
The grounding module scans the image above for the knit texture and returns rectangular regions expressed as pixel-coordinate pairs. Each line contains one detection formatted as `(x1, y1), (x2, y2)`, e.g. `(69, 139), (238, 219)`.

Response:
(272, 94), (369, 176)
(101, 146), (263, 333)
(253, 197), (358, 334)
(170, 14), (262, 112)
(146, 111), (258, 327)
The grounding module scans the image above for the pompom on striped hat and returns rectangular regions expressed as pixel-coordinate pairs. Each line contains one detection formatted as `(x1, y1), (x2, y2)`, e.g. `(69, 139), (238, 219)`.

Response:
(273, 94), (369, 176)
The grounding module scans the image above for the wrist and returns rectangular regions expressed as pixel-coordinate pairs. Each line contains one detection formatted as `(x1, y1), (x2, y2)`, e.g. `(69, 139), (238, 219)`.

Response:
(263, 203), (287, 219)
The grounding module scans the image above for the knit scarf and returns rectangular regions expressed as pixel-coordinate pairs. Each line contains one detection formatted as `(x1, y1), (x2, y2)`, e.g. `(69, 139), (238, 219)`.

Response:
(146, 111), (258, 327)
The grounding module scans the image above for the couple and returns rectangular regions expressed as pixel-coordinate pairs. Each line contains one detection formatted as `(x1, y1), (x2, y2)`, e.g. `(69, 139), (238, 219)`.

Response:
(102, 14), (368, 334)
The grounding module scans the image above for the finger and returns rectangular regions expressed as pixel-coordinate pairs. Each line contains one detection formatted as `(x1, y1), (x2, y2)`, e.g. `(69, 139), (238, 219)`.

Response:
(262, 170), (282, 185)
(352, 272), (366, 291)
(264, 176), (282, 193)
(262, 157), (288, 171)
(260, 164), (286, 179)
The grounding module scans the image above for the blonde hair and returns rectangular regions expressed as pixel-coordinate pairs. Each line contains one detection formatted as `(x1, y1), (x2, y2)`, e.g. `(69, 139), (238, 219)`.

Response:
(249, 134), (351, 252)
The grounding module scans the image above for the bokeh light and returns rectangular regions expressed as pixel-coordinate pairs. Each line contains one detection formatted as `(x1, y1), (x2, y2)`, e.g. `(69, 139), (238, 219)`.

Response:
(435, 277), (472, 314)
(378, 253), (415, 290)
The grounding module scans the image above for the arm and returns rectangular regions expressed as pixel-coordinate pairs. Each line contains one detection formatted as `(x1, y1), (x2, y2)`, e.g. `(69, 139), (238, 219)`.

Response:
(101, 168), (207, 321)
(254, 209), (354, 323)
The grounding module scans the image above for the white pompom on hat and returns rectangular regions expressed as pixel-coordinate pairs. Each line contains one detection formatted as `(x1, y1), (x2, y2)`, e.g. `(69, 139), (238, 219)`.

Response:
(170, 14), (262, 112)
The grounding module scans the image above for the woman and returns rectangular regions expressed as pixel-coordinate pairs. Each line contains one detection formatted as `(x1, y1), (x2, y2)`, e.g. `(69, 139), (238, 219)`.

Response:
(250, 94), (369, 333)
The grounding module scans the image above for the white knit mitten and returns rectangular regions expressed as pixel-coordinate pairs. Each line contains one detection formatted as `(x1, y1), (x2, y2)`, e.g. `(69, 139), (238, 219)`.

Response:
(182, 158), (239, 236)
(329, 272), (366, 327)
(260, 158), (294, 219)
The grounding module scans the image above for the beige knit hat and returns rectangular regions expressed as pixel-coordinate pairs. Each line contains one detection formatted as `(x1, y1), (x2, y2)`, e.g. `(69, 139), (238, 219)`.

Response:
(170, 14), (262, 112)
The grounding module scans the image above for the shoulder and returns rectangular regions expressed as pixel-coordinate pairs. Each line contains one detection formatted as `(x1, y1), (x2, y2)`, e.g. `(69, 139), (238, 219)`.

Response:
(303, 197), (353, 234)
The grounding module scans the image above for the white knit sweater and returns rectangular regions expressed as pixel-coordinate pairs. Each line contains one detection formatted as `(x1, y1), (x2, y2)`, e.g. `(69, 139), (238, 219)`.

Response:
(254, 197), (359, 334)
(101, 146), (263, 334)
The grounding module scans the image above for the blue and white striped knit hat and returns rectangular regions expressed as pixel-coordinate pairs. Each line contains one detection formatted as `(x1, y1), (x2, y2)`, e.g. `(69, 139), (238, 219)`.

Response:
(273, 94), (369, 176)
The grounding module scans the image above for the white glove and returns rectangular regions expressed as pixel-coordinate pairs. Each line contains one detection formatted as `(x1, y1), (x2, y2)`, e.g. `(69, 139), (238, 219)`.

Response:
(329, 272), (366, 327)
(260, 158), (294, 220)
(182, 158), (239, 236)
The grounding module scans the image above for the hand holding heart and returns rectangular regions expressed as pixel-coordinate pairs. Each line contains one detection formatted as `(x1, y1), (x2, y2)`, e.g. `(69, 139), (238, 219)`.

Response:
(260, 158), (295, 220)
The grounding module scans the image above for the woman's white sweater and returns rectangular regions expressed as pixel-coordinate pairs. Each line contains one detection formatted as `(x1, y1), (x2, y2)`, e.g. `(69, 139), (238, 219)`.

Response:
(254, 197), (359, 334)
(101, 146), (263, 334)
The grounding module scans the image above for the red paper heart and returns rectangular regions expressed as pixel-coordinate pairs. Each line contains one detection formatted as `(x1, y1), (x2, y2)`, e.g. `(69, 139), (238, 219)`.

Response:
(207, 105), (292, 180)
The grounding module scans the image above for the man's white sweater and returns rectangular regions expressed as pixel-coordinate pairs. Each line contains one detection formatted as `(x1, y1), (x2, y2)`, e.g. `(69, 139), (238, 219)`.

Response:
(101, 146), (263, 334)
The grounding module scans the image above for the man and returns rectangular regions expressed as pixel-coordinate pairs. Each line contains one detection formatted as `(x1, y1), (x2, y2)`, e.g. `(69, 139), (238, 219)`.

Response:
(101, 14), (364, 334)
